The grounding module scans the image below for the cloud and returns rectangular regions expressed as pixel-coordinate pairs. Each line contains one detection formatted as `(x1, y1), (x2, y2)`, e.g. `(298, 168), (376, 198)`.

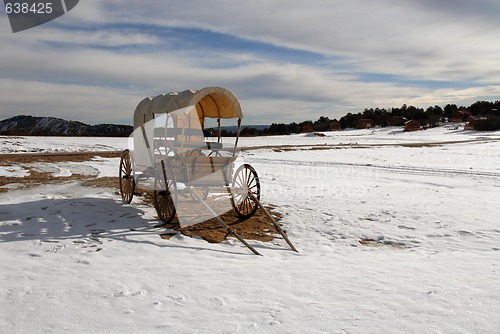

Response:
(68, 0), (500, 80)
(0, 78), (141, 123)
(1, 0), (500, 125)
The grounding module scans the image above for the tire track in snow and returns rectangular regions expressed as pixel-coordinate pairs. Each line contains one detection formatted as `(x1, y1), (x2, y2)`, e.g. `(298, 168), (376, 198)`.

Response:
(248, 157), (500, 180)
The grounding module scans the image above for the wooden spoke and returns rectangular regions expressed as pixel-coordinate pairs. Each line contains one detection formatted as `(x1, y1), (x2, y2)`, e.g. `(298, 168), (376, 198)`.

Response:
(153, 162), (177, 224)
(231, 164), (260, 218)
(119, 149), (135, 204)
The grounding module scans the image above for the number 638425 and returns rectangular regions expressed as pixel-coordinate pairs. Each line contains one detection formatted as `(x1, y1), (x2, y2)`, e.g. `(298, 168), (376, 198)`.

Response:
(5, 2), (53, 14)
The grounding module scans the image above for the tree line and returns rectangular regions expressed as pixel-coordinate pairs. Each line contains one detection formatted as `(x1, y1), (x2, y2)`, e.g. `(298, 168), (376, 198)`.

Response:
(217, 100), (500, 136)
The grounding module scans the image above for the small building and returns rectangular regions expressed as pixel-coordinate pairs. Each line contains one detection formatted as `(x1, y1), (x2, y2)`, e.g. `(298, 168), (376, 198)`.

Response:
(465, 115), (499, 131)
(355, 119), (374, 129)
(450, 110), (471, 122)
(329, 121), (342, 131)
(301, 123), (314, 133)
(404, 119), (421, 132)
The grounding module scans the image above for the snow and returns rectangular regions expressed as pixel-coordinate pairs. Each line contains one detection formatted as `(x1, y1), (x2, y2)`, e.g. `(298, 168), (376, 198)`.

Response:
(1, 127), (500, 333)
(0, 165), (29, 177)
(0, 158), (121, 181)
(0, 135), (127, 154)
(238, 125), (500, 147)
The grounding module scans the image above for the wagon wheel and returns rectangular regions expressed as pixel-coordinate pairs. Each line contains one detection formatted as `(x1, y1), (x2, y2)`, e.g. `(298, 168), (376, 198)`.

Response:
(119, 149), (135, 204)
(231, 164), (260, 218)
(153, 163), (177, 224)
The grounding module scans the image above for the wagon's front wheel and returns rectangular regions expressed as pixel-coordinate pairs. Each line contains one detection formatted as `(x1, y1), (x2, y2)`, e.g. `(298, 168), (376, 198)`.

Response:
(231, 164), (260, 218)
(154, 163), (177, 224)
(119, 149), (135, 204)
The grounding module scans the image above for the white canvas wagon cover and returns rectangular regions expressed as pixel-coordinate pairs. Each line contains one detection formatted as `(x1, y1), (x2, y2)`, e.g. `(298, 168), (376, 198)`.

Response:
(133, 86), (243, 130)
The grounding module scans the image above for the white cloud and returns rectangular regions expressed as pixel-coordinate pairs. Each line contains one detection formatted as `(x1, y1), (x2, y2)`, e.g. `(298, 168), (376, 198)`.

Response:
(1, 0), (500, 124)
(0, 79), (141, 123)
(36, 28), (160, 47)
(68, 0), (500, 81)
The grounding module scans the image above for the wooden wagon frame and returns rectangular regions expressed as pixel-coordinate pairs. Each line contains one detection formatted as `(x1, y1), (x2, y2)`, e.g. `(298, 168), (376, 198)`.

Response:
(118, 87), (296, 255)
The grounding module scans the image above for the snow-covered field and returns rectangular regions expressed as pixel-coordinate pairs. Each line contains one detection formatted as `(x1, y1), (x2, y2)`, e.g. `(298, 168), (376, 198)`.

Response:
(1, 126), (500, 333)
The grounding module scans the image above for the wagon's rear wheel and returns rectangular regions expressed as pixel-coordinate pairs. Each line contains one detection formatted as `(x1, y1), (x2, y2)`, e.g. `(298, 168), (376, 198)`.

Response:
(153, 163), (177, 224)
(119, 149), (135, 204)
(231, 164), (260, 218)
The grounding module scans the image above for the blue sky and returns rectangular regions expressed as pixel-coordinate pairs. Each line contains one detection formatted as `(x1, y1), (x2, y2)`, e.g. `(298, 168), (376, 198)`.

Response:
(1, 0), (500, 125)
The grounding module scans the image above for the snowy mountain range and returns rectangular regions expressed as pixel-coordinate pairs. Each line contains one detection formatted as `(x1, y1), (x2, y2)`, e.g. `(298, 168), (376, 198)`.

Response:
(0, 115), (133, 137)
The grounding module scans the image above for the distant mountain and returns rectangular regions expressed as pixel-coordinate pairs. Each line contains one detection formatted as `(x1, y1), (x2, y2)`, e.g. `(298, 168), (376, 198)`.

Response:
(0, 115), (133, 137)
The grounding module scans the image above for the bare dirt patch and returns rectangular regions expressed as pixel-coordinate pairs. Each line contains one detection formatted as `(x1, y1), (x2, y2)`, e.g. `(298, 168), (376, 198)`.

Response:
(139, 190), (282, 243)
(81, 176), (119, 189)
(0, 167), (88, 192)
(0, 152), (121, 192)
(358, 238), (408, 249)
(0, 151), (121, 163)
(158, 206), (281, 243)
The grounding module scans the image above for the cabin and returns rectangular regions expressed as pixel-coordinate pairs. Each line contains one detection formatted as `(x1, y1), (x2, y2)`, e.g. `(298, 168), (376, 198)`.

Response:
(450, 110), (471, 122)
(465, 115), (500, 131)
(329, 121), (342, 131)
(355, 119), (374, 129)
(404, 119), (421, 132)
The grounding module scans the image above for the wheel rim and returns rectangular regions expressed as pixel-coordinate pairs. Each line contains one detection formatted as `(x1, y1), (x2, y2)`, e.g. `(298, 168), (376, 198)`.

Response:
(154, 164), (177, 223)
(119, 149), (135, 204)
(154, 189), (176, 223)
(231, 164), (260, 218)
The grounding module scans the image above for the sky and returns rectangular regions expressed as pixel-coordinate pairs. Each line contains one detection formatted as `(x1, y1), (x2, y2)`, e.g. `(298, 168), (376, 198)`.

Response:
(1, 0), (500, 125)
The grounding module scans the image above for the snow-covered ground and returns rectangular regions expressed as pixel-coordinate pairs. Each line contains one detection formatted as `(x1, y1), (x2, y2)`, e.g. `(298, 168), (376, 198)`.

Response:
(1, 127), (499, 333)
(0, 135), (128, 154)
